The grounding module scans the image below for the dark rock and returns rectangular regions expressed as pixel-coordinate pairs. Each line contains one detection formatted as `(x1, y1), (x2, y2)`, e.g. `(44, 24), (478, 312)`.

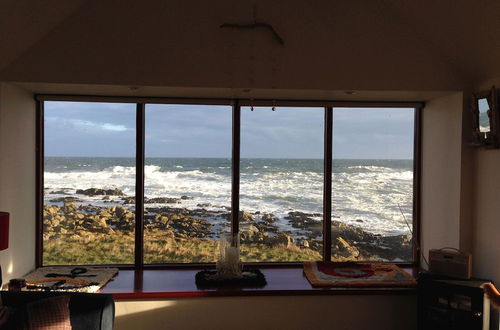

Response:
(49, 190), (70, 195)
(298, 239), (310, 249)
(239, 225), (259, 242)
(261, 213), (278, 223)
(197, 203), (212, 208)
(267, 233), (294, 248)
(307, 239), (322, 252)
(122, 197), (135, 204)
(328, 220), (413, 260)
(239, 211), (254, 222)
(62, 201), (78, 214)
(169, 215), (212, 238)
(333, 237), (360, 258)
(49, 197), (81, 203)
(145, 197), (180, 204)
(76, 188), (124, 196)
(286, 211), (322, 235)
(255, 222), (279, 234)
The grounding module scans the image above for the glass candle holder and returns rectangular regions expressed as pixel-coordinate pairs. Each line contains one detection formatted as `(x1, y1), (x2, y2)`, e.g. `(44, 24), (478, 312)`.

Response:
(216, 232), (242, 279)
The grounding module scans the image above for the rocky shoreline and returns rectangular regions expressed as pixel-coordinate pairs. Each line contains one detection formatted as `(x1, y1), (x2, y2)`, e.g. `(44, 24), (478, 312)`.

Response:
(44, 189), (412, 262)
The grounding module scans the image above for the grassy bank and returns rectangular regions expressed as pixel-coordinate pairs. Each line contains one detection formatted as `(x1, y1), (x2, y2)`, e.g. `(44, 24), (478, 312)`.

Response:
(43, 229), (322, 265)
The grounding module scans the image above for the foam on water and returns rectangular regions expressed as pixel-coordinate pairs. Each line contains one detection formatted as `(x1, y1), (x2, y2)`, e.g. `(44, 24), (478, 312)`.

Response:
(44, 158), (414, 236)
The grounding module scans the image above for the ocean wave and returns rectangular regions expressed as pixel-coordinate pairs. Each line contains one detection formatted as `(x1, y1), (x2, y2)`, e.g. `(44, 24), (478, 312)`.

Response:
(45, 160), (414, 236)
(346, 165), (394, 171)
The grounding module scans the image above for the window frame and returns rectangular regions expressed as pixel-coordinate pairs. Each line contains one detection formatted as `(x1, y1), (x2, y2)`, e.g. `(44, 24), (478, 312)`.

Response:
(35, 95), (423, 268)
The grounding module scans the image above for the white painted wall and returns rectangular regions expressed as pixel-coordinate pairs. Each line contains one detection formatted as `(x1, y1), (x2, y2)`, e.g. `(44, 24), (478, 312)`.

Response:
(0, 83), (36, 284)
(0, 84), (471, 329)
(472, 78), (500, 286)
(115, 295), (417, 330)
(420, 93), (464, 266)
(472, 150), (500, 286)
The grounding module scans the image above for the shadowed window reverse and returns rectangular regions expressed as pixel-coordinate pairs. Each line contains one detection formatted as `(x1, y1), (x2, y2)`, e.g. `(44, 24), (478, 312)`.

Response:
(144, 104), (232, 263)
(43, 101), (136, 265)
(240, 106), (324, 262)
(331, 108), (415, 262)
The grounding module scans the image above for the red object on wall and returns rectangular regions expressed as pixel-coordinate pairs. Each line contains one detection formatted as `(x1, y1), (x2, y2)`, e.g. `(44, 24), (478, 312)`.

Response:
(0, 212), (9, 250)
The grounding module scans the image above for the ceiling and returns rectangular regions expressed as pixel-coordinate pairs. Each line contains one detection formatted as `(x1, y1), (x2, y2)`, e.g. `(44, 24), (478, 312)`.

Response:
(384, 0), (500, 86)
(1, 0), (499, 96)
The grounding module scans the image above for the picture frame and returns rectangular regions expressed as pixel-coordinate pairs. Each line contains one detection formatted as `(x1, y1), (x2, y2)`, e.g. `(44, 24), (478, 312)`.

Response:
(471, 86), (500, 148)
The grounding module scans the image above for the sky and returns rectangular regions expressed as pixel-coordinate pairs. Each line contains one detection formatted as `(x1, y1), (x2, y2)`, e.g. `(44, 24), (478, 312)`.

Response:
(44, 101), (414, 159)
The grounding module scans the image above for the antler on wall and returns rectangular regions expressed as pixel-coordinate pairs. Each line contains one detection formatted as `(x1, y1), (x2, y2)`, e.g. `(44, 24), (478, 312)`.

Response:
(220, 22), (285, 45)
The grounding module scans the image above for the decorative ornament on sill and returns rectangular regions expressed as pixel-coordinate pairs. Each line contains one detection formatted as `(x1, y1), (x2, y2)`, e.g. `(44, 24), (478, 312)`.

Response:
(215, 232), (242, 279)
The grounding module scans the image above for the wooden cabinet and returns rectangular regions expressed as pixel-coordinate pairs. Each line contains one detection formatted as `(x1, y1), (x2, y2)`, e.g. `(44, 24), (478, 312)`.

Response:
(418, 273), (492, 330)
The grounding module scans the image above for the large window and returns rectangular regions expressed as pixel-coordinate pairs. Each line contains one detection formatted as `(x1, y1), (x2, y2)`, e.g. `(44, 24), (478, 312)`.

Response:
(240, 106), (323, 262)
(43, 101), (136, 264)
(144, 104), (232, 263)
(331, 108), (415, 262)
(38, 98), (420, 266)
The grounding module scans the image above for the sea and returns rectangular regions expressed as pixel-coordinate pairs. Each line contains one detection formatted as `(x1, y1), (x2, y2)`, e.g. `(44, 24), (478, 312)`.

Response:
(44, 157), (414, 237)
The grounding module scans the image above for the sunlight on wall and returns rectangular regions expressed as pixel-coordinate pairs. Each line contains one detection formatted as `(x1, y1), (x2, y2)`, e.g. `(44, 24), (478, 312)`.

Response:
(0, 84), (36, 283)
(7, 259), (13, 274)
(0, 251), (14, 285)
(113, 296), (417, 330)
(115, 300), (177, 317)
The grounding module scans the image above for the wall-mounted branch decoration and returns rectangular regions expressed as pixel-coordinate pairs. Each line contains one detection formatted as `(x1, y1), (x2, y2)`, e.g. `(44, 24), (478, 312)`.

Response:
(471, 86), (500, 148)
(220, 20), (284, 45)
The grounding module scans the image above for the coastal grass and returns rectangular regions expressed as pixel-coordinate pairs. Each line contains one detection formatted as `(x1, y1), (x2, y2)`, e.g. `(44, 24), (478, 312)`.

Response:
(43, 233), (135, 265)
(43, 230), (322, 265)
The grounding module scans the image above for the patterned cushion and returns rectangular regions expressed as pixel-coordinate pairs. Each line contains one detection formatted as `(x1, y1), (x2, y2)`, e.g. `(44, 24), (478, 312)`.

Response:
(27, 295), (72, 330)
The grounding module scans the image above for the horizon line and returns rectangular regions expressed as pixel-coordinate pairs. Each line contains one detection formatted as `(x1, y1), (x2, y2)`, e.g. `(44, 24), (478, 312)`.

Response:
(44, 156), (414, 160)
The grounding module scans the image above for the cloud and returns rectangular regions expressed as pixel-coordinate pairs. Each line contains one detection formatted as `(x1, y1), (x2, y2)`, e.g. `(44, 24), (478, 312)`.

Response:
(101, 123), (128, 131)
(333, 108), (414, 159)
(46, 117), (129, 132)
(44, 102), (415, 159)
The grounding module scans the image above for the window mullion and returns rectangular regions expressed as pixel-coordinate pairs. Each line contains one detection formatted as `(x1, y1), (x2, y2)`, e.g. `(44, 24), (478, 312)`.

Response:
(323, 106), (333, 261)
(36, 100), (44, 267)
(231, 100), (241, 237)
(413, 107), (422, 267)
(135, 103), (145, 268)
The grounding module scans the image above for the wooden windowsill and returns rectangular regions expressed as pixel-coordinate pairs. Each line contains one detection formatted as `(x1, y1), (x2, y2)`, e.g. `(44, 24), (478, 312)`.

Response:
(100, 266), (418, 300)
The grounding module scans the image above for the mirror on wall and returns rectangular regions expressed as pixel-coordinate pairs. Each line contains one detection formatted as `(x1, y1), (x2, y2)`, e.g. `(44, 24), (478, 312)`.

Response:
(471, 86), (500, 148)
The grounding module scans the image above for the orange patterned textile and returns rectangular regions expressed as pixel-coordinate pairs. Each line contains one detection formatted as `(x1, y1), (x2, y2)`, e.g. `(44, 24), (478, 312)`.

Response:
(23, 267), (118, 292)
(303, 262), (416, 287)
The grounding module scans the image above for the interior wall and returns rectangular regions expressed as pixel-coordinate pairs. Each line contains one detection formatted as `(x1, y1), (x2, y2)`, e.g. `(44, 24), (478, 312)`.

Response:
(472, 151), (500, 284)
(0, 83), (477, 329)
(458, 91), (475, 255)
(0, 83), (36, 284)
(420, 92), (464, 266)
(471, 78), (500, 285)
(114, 295), (417, 330)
